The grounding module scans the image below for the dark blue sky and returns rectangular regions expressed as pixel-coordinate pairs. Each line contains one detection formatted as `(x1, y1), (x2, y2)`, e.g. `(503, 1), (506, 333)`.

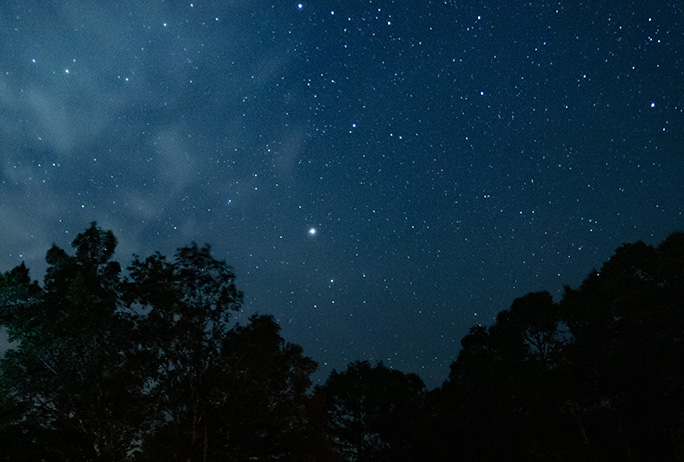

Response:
(1, 1), (682, 387)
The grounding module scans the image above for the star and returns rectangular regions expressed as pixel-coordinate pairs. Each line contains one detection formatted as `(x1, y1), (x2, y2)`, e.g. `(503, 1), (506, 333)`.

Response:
(0, 0), (680, 394)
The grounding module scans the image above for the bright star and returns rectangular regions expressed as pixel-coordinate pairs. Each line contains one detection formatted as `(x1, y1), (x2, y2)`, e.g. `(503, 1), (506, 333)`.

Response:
(308, 227), (317, 235)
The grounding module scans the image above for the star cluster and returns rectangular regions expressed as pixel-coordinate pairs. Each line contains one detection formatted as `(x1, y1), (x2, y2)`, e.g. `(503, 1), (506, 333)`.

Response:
(1, 1), (682, 386)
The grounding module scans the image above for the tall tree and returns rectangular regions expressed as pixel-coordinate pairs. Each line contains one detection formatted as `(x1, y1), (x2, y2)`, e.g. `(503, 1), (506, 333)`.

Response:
(0, 223), (145, 461)
(317, 360), (426, 462)
(561, 235), (684, 460)
(210, 314), (322, 460)
(0, 225), (328, 461)
(439, 292), (577, 461)
(125, 242), (243, 461)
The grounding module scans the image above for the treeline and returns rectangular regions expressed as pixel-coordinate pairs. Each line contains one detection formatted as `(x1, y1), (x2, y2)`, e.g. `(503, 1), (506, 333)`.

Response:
(0, 223), (683, 461)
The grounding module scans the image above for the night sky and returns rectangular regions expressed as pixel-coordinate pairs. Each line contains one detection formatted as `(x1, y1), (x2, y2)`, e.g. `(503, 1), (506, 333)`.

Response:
(1, 1), (682, 387)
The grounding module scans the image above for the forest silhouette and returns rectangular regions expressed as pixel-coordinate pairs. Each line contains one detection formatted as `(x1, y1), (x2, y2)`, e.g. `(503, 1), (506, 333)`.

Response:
(1, 223), (683, 461)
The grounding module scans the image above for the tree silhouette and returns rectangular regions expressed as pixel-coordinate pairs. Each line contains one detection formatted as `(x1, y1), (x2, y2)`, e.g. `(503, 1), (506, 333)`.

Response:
(0, 225), (323, 461)
(2, 225), (684, 461)
(208, 314), (322, 460)
(432, 234), (684, 461)
(316, 360), (426, 462)
(124, 242), (243, 461)
(436, 292), (583, 461)
(561, 235), (684, 460)
(0, 223), (145, 461)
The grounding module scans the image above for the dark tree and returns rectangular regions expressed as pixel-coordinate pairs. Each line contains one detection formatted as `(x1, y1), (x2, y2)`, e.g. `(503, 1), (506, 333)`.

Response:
(561, 234), (684, 460)
(437, 292), (579, 461)
(0, 223), (145, 461)
(0, 226), (323, 461)
(125, 243), (243, 461)
(3, 223), (683, 461)
(209, 314), (324, 461)
(316, 360), (426, 462)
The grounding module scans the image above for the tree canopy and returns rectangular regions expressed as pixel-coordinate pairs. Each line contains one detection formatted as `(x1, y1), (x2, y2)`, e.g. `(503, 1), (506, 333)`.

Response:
(1, 224), (683, 461)
(0, 223), (321, 461)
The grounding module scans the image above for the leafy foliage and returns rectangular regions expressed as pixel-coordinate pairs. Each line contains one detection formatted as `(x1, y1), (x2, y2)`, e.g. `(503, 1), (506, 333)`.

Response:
(1, 225), (684, 461)
(125, 243), (244, 460)
(316, 360), (425, 462)
(432, 233), (684, 461)
(0, 224), (320, 462)
(0, 223), (143, 461)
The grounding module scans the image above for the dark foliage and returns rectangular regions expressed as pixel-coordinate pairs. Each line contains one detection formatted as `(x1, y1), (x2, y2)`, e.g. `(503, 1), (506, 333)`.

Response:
(315, 360), (426, 462)
(0, 224), (323, 462)
(429, 233), (684, 461)
(1, 225), (683, 461)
